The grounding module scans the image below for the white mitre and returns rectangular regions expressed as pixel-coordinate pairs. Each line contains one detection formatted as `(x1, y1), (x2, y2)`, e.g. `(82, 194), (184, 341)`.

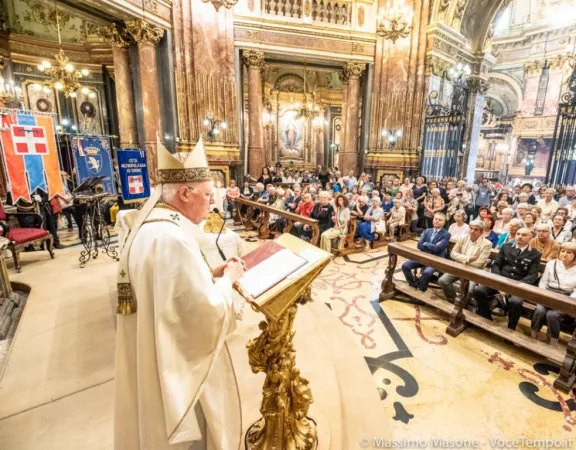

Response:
(116, 137), (210, 315)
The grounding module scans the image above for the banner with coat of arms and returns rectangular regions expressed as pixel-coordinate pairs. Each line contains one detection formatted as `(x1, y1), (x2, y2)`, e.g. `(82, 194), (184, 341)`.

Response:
(117, 148), (150, 202)
(0, 109), (65, 202)
(71, 135), (116, 195)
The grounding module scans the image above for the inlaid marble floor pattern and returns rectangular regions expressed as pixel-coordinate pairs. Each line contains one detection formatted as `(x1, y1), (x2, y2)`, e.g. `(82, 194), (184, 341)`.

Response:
(0, 238), (574, 450)
(311, 240), (576, 446)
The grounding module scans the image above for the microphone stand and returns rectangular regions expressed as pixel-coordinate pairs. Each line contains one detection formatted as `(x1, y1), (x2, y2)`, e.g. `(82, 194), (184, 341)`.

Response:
(213, 208), (227, 262)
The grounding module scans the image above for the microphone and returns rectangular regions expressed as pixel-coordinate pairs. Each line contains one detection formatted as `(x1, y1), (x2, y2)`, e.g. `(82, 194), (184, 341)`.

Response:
(212, 208), (227, 262)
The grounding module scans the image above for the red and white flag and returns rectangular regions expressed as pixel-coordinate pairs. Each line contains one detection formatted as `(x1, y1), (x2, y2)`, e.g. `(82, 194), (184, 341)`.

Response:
(11, 125), (48, 155)
(128, 175), (144, 194)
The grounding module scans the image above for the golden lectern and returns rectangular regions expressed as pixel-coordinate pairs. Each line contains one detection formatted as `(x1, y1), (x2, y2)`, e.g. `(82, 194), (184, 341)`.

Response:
(234, 233), (333, 450)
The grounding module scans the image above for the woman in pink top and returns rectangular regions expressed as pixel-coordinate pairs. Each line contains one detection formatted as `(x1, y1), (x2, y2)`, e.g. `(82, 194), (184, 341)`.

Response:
(225, 180), (240, 215)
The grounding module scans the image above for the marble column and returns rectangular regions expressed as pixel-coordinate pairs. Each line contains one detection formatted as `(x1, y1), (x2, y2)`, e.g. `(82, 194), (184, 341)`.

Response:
(461, 77), (489, 183)
(126, 20), (165, 185)
(315, 130), (325, 167)
(242, 50), (265, 177)
(111, 45), (138, 148)
(341, 62), (366, 174)
(340, 75), (349, 169)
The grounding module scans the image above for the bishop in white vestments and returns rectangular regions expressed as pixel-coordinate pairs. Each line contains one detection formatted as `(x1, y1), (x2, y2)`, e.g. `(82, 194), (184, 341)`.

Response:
(114, 139), (245, 450)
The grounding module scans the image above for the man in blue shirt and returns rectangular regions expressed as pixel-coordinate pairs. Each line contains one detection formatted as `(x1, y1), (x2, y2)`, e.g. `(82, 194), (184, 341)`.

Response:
(401, 213), (451, 292)
(474, 178), (492, 217)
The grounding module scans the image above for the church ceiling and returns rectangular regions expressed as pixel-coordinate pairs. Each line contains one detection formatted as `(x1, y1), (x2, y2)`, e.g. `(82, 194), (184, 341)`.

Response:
(2, 0), (109, 44)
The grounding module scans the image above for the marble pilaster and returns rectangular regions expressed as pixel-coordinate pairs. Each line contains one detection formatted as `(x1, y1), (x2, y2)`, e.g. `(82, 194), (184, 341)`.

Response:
(127, 20), (164, 185)
(111, 45), (138, 148)
(341, 62), (365, 174)
(243, 50), (265, 177)
(340, 76), (349, 169)
(461, 76), (489, 183)
(315, 130), (325, 168)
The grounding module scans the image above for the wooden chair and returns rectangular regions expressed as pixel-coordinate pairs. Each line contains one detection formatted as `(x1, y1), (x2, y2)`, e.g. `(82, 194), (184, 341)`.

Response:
(0, 203), (54, 273)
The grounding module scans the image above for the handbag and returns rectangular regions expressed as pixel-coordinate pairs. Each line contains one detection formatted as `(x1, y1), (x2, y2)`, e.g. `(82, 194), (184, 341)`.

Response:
(58, 193), (73, 210)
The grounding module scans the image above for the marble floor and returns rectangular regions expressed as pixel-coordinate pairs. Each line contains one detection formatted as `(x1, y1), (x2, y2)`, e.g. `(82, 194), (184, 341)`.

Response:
(0, 238), (575, 449)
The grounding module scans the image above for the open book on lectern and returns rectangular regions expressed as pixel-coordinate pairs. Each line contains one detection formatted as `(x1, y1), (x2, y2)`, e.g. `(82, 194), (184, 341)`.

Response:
(238, 240), (310, 299)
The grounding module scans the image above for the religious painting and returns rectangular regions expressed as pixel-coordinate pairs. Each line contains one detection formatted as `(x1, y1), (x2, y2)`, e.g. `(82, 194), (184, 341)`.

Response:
(74, 89), (104, 135)
(512, 137), (552, 178)
(278, 109), (305, 158)
(24, 81), (56, 114)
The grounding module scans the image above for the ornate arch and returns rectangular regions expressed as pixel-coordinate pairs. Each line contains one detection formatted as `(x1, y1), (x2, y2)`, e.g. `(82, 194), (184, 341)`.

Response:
(273, 74), (305, 93)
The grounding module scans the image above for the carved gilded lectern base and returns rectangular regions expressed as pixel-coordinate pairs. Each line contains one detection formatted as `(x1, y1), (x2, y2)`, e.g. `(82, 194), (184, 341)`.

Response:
(233, 233), (333, 450)
(245, 289), (317, 450)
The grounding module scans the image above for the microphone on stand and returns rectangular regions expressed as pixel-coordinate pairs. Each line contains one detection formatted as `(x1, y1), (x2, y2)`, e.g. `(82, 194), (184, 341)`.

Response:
(212, 208), (227, 262)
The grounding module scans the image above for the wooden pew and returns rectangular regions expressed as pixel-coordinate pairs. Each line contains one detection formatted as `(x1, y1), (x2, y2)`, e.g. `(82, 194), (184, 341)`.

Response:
(380, 242), (576, 393)
(233, 197), (321, 246)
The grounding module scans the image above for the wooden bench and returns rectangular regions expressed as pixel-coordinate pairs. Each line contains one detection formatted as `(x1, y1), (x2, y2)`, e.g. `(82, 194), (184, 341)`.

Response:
(233, 197), (321, 246)
(380, 242), (576, 393)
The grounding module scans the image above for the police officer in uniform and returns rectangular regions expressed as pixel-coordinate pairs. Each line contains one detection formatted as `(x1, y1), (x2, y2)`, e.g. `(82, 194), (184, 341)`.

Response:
(472, 228), (541, 330)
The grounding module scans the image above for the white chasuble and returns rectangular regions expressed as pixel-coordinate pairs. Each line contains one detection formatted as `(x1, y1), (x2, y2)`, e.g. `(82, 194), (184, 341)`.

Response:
(114, 208), (242, 450)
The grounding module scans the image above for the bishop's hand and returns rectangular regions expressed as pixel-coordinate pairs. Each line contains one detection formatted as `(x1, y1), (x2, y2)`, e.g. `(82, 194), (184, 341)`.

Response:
(213, 256), (246, 279)
(221, 257), (245, 283)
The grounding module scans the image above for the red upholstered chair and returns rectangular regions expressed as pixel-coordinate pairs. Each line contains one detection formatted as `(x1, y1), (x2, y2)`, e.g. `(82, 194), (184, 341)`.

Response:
(0, 202), (54, 273)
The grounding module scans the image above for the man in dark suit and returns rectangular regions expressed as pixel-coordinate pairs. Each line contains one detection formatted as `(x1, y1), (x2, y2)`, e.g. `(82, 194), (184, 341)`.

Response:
(471, 228), (541, 330)
(402, 213), (451, 292)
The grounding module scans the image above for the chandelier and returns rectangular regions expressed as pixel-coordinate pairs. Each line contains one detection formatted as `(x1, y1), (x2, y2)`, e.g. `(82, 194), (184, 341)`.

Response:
(200, 0), (237, 11)
(376, 0), (413, 43)
(36, 1), (90, 98)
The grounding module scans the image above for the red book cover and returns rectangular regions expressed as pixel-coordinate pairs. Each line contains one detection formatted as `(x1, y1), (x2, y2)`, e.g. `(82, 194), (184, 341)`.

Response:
(242, 240), (285, 270)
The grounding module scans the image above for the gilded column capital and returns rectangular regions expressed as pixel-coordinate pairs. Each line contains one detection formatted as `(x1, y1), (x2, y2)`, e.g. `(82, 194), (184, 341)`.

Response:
(425, 54), (451, 77)
(344, 62), (366, 79)
(125, 20), (164, 45)
(100, 23), (135, 48)
(242, 50), (265, 69)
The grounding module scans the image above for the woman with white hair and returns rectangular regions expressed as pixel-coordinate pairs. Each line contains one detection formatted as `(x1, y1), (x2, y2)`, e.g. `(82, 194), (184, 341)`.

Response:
(356, 196), (383, 251)
(550, 213), (572, 243)
(449, 180), (470, 207)
(493, 207), (514, 235)
(448, 210), (470, 240)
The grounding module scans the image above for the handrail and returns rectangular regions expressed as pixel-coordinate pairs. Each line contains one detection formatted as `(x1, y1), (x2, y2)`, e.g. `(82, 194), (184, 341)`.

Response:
(234, 197), (321, 246)
(379, 242), (576, 393)
(384, 242), (576, 315)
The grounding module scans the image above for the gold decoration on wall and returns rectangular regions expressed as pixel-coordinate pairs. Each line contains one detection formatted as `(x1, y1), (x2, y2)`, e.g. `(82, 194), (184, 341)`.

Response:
(125, 19), (164, 45)
(452, 0), (467, 29)
(144, 0), (158, 12)
(247, 30), (260, 42)
(99, 23), (135, 48)
(344, 61), (366, 79)
(242, 50), (265, 69)
(352, 43), (364, 53)
(425, 54), (451, 77)
(23, 0), (76, 33)
(200, 0), (238, 11)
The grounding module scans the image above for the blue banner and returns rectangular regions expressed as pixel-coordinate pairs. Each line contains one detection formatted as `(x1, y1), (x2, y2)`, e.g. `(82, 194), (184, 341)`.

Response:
(117, 149), (150, 202)
(71, 136), (116, 195)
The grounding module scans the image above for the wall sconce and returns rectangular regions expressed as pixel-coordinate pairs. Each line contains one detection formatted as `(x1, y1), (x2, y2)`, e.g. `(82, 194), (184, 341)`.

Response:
(376, 0), (413, 43)
(203, 113), (227, 142)
(263, 111), (275, 130)
(0, 77), (23, 107)
(330, 142), (340, 153)
(381, 128), (403, 147)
